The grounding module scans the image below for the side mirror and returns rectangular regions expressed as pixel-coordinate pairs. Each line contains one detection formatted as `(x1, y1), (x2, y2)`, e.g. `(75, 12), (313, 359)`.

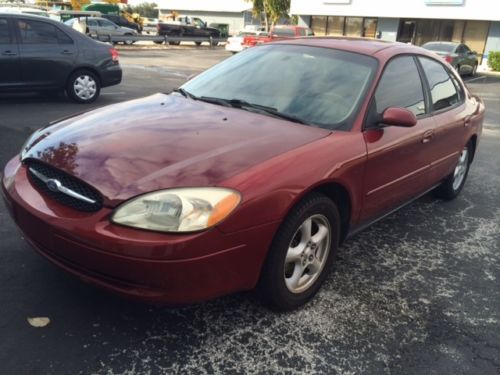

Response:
(472, 50), (477, 55)
(380, 107), (417, 127)
(204, 22), (207, 28)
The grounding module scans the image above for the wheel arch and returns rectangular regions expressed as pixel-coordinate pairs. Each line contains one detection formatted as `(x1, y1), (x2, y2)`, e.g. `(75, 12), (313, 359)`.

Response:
(312, 182), (352, 244)
(284, 181), (353, 245)
(469, 134), (478, 163)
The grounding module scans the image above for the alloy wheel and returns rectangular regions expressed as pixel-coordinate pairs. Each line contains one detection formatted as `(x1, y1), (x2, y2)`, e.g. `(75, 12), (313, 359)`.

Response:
(284, 214), (331, 294)
(452, 146), (469, 191)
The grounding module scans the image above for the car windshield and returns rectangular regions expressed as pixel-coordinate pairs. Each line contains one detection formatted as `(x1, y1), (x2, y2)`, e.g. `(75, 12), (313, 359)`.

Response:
(423, 43), (456, 53)
(182, 44), (377, 130)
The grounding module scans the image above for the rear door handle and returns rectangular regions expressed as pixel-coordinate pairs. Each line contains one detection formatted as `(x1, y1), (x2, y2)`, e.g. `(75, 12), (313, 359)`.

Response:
(1, 50), (17, 56)
(61, 50), (74, 55)
(422, 129), (434, 144)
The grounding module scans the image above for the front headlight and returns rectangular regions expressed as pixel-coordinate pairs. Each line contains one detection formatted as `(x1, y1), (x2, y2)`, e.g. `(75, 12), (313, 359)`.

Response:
(111, 187), (241, 233)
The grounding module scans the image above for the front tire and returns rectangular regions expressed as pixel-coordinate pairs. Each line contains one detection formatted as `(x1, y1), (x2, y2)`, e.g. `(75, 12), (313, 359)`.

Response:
(434, 143), (471, 200)
(66, 70), (100, 104)
(259, 193), (340, 311)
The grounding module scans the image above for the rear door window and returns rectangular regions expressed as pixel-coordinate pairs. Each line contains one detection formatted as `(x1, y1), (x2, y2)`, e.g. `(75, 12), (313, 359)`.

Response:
(373, 55), (426, 117)
(0, 19), (11, 44)
(418, 57), (460, 111)
(17, 19), (71, 44)
(99, 19), (116, 29)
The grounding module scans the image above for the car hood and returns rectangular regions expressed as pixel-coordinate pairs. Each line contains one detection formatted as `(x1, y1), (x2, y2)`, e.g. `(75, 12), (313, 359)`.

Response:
(23, 93), (330, 205)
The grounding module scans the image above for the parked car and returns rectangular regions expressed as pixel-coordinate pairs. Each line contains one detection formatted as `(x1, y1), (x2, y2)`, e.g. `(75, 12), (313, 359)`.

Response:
(142, 17), (159, 34)
(0, 13), (122, 103)
(422, 41), (479, 76)
(225, 30), (268, 53)
(2, 38), (484, 310)
(102, 14), (142, 33)
(241, 25), (313, 48)
(65, 17), (137, 45)
(156, 16), (220, 46)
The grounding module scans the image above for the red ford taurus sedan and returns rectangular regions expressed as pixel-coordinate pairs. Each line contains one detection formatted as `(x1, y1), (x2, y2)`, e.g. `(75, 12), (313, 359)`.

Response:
(2, 38), (484, 310)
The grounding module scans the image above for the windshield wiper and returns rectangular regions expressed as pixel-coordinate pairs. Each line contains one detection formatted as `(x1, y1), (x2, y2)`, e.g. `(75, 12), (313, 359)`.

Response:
(173, 88), (197, 99)
(199, 97), (310, 125)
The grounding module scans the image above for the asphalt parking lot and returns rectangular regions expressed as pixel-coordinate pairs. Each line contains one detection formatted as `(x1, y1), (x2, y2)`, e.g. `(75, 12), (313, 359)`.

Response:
(0, 47), (499, 374)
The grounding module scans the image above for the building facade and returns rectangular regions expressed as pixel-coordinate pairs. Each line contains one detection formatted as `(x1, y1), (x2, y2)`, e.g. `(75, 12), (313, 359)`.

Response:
(291, 0), (500, 67)
(156, 0), (258, 35)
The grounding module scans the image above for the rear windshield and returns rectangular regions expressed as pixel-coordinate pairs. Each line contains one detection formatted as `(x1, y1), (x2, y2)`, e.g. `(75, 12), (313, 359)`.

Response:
(423, 43), (456, 53)
(183, 44), (377, 130)
(272, 28), (295, 37)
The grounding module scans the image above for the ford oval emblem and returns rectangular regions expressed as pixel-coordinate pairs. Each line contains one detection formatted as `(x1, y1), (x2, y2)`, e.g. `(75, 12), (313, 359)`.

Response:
(46, 179), (62, 192)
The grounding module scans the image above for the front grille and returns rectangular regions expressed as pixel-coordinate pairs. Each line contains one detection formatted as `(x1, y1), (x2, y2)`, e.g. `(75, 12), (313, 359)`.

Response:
(26, 160), (103, 212)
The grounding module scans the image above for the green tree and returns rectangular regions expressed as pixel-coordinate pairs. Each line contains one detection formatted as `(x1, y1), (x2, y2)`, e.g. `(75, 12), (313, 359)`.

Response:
(249, 0), (290, 31)
(129, 2), (158, 19)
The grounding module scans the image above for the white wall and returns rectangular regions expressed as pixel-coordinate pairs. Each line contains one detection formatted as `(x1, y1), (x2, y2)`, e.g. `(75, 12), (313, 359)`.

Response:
(156, 0), (250, 13)
(290, 0), (500, 21)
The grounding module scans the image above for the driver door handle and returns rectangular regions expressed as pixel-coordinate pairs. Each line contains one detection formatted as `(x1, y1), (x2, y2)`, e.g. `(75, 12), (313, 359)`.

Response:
(422, 129), (434, 144)
(1, 50), (17, 56)
(61, 50), (74, 55)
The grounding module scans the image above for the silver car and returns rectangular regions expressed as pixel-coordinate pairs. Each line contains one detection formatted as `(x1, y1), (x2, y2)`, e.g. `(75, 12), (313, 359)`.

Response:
(422, 41), (479, 76)
(65, 17), (137, 45)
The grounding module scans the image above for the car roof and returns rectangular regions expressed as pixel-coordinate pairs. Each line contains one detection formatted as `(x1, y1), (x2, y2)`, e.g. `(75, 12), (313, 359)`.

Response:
(0, 11), (50, 19)
(275, 37), (415, 56)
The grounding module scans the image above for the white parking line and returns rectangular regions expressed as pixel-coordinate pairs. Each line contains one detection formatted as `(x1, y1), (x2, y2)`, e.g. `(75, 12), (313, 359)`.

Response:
(101, 92), (127, 95)
(467, 76), (488, 83)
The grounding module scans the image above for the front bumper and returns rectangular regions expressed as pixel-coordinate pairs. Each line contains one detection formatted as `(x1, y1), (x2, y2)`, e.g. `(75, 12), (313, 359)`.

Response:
(2, 157), (279, 304)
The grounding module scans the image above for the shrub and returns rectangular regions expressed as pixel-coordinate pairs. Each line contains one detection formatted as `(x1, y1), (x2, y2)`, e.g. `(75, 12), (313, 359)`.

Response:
(488, 51), (500, 71)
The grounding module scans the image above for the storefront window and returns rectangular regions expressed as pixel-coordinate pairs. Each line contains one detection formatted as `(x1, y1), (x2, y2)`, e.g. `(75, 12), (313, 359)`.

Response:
(463, 20), (489, 63)
(311, 16), (327, 36)
(363, 18), (378, 38)
(326, 16), (344, 36)
(452, 20), (465, 42)
(439, 20), (454, 41)
(345, 17), (363, 37)
(414, 19), (441, 45)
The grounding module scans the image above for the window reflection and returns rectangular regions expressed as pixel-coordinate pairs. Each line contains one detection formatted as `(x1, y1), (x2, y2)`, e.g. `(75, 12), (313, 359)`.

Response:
(419, 58), (459, 111)
(374, 56), (426, 116)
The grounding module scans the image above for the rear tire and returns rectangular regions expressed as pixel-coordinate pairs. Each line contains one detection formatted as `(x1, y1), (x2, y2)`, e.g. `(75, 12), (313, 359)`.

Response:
(469, 63), (478, 77)
(66, 70), (100, 104)
(433, 142), (472, 200)
(259, 193), (340, 311)
(123, 33), (134, 45)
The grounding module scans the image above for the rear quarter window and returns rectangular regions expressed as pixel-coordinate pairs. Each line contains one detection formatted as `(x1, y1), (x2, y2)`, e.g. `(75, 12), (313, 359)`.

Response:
(418, 57), (460, 111)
